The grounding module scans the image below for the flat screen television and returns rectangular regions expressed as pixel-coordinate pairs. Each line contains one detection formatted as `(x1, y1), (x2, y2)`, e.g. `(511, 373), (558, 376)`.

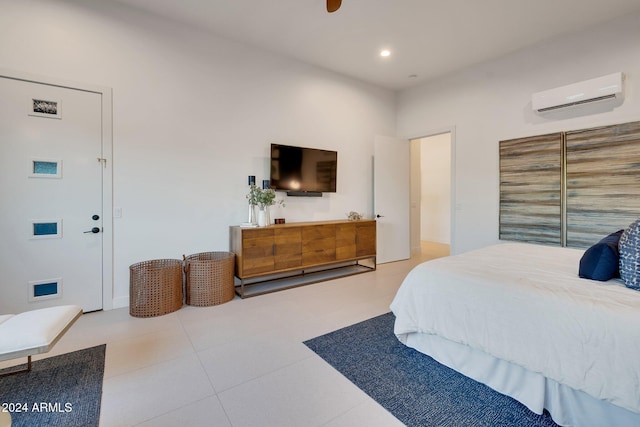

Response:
(270, 143), (337, 195)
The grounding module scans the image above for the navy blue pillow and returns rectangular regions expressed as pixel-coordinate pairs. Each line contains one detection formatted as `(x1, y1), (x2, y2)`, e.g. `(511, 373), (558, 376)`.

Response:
(579, 230), (624, 281)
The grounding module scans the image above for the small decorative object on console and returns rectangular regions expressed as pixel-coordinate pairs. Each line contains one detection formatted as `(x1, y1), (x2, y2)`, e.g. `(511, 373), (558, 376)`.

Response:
(347, 211), (362, 221)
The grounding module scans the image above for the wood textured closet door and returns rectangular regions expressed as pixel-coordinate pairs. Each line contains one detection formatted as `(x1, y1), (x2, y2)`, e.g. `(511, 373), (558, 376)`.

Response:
(565, 121), (640, 247)
(499, 133), (563, 245)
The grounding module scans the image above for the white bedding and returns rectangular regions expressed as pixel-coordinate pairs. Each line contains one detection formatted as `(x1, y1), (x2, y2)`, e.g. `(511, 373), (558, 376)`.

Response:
(390, 243), (640, 415)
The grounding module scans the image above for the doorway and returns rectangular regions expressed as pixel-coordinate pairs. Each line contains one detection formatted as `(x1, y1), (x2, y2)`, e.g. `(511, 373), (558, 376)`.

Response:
(0, 71), (113, 313)
(410, 132), (452, 260)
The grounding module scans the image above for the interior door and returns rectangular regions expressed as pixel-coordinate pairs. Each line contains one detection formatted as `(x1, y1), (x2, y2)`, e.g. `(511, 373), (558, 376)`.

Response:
(374, 135), (411, 263)
(0, 76), (104, 313)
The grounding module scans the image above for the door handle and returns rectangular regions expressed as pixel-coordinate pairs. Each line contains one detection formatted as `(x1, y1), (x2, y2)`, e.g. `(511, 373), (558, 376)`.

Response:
(376, 214), (384, 218)
(84, 227), (101, 234)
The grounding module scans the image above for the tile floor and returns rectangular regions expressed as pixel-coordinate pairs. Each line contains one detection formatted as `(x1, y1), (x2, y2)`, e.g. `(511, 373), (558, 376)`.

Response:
(3, 243), (449, 427)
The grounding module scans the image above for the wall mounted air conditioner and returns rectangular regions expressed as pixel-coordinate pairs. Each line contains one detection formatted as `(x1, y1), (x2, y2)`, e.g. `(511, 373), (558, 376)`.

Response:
(532, 72), (624, 113)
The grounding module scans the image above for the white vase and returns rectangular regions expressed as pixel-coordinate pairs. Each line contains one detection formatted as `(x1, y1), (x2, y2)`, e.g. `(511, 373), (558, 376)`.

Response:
(257, 208), (267, 227)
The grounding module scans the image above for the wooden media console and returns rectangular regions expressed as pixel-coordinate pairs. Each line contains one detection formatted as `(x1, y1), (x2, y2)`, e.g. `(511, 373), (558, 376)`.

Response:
(229, 219), (376, 298)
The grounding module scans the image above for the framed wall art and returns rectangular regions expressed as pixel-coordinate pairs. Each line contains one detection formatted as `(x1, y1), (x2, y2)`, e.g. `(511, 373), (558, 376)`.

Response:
(28, 97), (62, 119)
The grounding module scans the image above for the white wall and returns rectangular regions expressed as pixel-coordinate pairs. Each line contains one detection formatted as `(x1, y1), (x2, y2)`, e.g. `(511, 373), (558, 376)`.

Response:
(0, 0), (396, 307)
(397, 12), (640, 254)
(420, 134), (451, 244)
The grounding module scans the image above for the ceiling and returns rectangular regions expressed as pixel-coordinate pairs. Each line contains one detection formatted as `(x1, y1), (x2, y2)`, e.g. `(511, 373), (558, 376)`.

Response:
(111, 0), (640, 90)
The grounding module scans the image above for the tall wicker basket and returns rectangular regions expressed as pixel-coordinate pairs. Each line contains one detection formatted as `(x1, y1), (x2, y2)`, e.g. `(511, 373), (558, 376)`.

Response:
(129, 259), (183, 317)
(184, 251), (235, 306)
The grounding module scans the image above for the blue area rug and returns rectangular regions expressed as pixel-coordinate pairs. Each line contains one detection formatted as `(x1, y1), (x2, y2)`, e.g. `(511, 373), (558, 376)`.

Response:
(304, 313), (558, 427)
(0, 344), (106, 427)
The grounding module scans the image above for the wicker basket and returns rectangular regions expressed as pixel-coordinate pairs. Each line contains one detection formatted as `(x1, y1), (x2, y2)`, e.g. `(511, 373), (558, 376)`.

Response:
(184, 252), (235, 306)
(129, 259), (183, 317)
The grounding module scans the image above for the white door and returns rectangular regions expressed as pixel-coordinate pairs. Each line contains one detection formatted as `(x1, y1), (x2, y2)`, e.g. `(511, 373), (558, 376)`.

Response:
(374, 135), (411, 263)
(0, 76), (104, 313)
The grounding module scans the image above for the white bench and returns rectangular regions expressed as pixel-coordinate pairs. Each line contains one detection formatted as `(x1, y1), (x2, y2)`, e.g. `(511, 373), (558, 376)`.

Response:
(0, 305), (83, 377)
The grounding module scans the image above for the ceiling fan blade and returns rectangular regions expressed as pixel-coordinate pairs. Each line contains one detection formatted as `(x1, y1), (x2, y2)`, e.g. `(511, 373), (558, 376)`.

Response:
(327, 0), (342, 13)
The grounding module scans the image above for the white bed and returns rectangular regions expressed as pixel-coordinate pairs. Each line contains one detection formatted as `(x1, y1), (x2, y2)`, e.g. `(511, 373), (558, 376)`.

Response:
(390, 243), (640, 427)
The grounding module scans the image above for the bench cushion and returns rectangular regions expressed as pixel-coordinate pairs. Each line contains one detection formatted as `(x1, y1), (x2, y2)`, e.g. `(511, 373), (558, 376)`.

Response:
(0, 305), (82, 362)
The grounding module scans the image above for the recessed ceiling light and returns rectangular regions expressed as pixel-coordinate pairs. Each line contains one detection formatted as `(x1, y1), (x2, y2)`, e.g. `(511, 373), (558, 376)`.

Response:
(380, 49), (391, 58)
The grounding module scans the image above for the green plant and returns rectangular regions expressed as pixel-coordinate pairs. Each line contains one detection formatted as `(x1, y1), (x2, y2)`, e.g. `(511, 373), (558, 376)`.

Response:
(257, 187), (285, 208)
(246, 185), (285, 208)
(246, 184), (260, 206)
